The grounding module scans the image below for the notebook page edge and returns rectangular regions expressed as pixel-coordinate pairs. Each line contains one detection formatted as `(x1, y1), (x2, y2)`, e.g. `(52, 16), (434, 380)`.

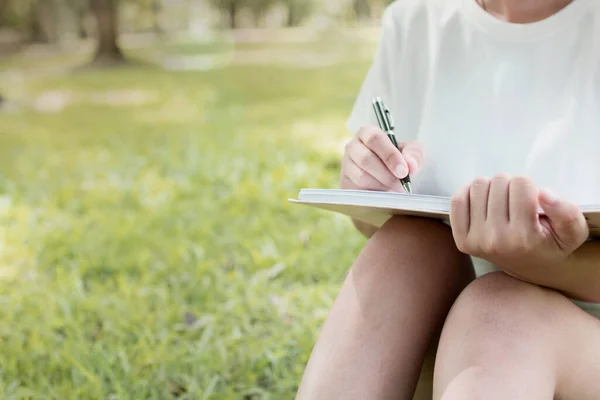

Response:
(297, 189), (451, 213)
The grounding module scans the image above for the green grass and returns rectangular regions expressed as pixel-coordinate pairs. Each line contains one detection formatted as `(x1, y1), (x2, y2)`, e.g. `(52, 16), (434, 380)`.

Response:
(0, 43), (373, 398)
(158, 41), (233, 55)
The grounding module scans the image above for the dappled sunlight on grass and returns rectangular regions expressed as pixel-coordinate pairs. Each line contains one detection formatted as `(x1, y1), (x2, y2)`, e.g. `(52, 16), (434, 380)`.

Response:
(136, 88), (217, 125)
(0, 40), (373, 398)
(87, 89), (160, 107)
(30, 89), (160, 113)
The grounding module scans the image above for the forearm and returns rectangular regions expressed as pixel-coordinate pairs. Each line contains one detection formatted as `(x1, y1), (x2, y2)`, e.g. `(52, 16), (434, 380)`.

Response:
(527, 241), (600, 303)
(555, 241), (600, 302)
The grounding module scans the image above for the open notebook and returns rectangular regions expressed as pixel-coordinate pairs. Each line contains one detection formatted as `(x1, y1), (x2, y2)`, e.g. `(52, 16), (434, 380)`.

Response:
(290, 189), (600, 239)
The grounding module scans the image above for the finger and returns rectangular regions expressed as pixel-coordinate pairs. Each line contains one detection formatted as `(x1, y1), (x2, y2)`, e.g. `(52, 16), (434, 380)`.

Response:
(487, 174), (510, 225)
(538, 188), (588, 250)
(343, 158), (389, 191)
(358, 127), (408, 179)
(509, 176), (538, 231)
(347, 141), (400, 189)
(450, 183), (471, 246)
(401, 141), (424, 173)
(469, 177), (491, 225)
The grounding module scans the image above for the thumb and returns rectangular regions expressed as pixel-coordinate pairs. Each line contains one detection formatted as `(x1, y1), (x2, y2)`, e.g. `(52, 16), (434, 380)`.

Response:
(401, 141), (424, 174)
(539, 189), (588, 250)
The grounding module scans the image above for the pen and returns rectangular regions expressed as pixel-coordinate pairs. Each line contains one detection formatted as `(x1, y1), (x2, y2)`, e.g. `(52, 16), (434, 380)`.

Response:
(372, 97), (412, 194)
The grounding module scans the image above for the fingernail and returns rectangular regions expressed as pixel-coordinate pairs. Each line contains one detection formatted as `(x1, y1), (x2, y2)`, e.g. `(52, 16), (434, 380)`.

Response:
(395, 164), (408, 178)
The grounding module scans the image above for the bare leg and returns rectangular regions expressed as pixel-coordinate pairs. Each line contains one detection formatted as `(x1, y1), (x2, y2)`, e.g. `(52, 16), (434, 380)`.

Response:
(434, 271), (600, 400)
(296, 216), (475, 400)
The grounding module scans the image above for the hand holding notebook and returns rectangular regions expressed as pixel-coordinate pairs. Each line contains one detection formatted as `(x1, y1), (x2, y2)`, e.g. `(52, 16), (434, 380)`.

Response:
(290, 188), (600, 240)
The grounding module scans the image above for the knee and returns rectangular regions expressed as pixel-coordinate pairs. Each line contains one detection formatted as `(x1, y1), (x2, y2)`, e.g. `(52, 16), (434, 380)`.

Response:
(434, 272), (565, 399)
(444, 272), (564, 337)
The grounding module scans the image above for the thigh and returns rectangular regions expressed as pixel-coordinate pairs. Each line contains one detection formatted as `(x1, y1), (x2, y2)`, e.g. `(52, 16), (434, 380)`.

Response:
(435, 271), (600, 400)
(297, 216), (474, 400)
(554, 301), (600, 400)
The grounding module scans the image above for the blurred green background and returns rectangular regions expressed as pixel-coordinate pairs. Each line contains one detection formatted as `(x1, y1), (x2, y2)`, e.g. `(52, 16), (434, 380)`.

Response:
(0, 0), (391, 398)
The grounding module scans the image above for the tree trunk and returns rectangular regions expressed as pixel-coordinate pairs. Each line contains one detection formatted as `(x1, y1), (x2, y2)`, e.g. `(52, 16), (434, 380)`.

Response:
(287, 1), (298, 27)
(253, 10), (264, 28)
(151, 0), (163, 35)
(65, 0), (89, 39)
(228, 1), (237, 29)
(28, 0), (60, 43)
(29, 0), (50, 43)
(76, 7), (88, 39)
(0, 0), (7, 27)
(353, 0), (371, 20)
(90, 0), (125, 65)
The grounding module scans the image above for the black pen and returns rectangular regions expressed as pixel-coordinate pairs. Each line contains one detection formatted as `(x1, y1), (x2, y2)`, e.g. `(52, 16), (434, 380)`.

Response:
(372, 97), (412, 194)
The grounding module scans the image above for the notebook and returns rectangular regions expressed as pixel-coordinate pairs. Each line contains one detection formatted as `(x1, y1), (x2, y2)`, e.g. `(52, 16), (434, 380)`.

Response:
(289, 189), (600, 239)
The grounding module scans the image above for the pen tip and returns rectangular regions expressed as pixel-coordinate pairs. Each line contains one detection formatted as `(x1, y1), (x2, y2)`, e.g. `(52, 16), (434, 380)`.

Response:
(403, 182), (412, 194)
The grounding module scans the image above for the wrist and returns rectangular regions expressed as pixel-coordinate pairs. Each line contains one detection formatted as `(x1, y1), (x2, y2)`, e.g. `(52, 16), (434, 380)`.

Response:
(555, 243), (600, 302)
(528, 246), (598, 302)
(494, 253), (571, 289)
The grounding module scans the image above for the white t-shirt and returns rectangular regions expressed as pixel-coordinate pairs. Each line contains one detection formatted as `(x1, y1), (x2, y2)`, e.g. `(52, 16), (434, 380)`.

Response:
(346, 0), (600, 314)
(348, 0), (600, 204)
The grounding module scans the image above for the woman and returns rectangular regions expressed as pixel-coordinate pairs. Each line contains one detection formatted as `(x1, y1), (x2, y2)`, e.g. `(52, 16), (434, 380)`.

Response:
(297, 0), (600, 399)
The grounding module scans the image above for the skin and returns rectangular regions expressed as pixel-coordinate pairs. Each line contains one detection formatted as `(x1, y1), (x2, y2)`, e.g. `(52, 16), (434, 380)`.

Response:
(434, 2), (600, 398)
(295, 215), (475, 400)
(339, 125), (424, 238)
(448, 175), (599, 302)
(436, 174), (600, 399)
(298, 0), (600, 399)
(434, 271), (600, 400)
(296, 126), (472, 400)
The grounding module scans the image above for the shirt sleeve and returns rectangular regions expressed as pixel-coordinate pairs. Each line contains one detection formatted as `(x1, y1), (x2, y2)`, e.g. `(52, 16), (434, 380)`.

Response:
(346, 6), (402, 136)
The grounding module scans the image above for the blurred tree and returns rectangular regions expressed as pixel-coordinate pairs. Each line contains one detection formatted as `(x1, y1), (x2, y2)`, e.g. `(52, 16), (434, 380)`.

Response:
(0, 0), (57, 43)
(150, 0), (162, 34)
(128, 0), (164, 34)
(0, 0), (7, 27)
(29, 0), (57, 43)
(353, 0), (371, 20)
(210, 0), (243, 29)
(282, 0), (314, 27)
(0, 0), (17, 30)
(90, 0), (125, 65)
(249, 0), (277, 27)
(65, 0), (90, 39)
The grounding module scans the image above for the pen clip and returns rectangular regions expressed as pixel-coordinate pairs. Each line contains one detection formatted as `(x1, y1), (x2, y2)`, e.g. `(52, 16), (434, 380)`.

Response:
(373, 97), (395, 132)
(382, 102), (395, 131)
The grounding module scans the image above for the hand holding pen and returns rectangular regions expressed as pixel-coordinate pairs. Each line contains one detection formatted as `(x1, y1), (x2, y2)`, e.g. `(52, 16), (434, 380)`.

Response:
(372, 97), (413, 193)
(339, 98), (423, 194)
